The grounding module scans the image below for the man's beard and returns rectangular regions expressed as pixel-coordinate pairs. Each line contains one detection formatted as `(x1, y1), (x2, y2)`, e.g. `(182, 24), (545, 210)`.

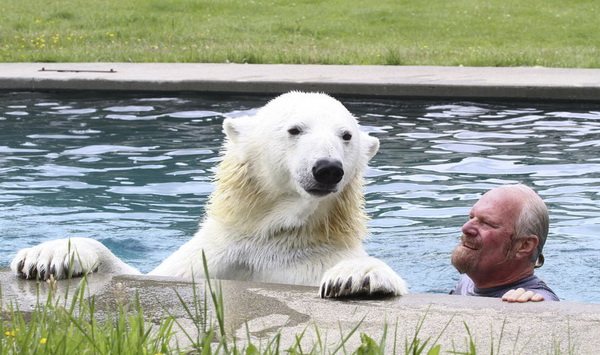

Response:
(451, 235), (519, 275)
(451, 237), (481, 274)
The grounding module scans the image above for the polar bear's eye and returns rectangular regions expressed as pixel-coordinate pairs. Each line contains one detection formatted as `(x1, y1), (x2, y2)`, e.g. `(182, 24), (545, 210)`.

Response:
(288, 127), (302, 136)
(342, 132), (353, 141)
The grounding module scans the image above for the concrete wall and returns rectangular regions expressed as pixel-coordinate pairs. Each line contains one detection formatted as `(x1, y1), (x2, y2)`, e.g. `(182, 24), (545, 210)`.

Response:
(2, 269), (599, 353)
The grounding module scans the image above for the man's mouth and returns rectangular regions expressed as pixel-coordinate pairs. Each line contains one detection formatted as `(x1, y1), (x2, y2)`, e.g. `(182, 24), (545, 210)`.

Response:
(460, 237), (479, 250)
(462, 243), (477, 250)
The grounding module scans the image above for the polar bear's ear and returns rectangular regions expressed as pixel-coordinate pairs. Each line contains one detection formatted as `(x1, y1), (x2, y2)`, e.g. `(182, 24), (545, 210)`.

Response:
(223, 118), (241, 144)
(223, 116), (253, 144)
(362, 133), (380, 161)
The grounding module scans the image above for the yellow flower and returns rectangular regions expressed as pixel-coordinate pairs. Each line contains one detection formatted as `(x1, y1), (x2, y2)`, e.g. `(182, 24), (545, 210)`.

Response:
(40, 338), (47, 344)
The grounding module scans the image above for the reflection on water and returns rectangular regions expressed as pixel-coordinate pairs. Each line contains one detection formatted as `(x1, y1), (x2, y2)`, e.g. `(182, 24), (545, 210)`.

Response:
(1, 92), (599, 303)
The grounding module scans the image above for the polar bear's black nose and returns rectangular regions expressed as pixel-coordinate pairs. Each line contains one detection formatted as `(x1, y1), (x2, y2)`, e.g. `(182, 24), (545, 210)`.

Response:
(313, 159), (344, 184)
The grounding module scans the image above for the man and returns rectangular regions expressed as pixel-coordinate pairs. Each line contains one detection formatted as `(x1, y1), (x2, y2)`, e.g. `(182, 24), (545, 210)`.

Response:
(450, 184), (559, 302)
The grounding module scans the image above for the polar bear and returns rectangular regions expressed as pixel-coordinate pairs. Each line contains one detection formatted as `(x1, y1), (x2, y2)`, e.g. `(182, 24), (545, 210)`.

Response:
(11, 91), (407, 298)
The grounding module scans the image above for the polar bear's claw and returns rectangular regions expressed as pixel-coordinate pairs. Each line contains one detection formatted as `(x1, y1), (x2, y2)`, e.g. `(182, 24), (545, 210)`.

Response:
(12, 247), (86, 280)
(319, 257), (408, 298)
(11, 237), (138, 281)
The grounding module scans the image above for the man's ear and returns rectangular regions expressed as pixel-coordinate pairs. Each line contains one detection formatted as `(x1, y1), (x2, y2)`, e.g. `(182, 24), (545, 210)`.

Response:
(516, 235), (539, 259)
(361, 133), (380, 161)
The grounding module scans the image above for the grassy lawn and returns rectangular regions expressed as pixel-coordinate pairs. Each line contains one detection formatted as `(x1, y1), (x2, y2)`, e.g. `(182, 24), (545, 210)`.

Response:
(1, 275), (578, 354)
(0, 0), (598, 67)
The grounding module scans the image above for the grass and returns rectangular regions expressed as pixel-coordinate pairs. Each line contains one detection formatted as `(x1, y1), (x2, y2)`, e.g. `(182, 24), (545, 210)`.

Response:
(0, 252), (579, 354)
(0, 277), (175, 354)
(0, 273), (579, 354)
(0, 0), (598, 67)
(0, 278), (580, 354)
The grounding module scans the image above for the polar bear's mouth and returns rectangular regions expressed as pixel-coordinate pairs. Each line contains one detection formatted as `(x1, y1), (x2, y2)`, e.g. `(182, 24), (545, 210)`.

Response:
(306, 186), (338, 196)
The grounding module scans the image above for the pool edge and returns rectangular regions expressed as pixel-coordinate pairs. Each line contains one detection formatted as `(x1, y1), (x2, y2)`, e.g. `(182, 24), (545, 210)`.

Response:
(1, 63), (599, 102)
(2, 268), (600, 352)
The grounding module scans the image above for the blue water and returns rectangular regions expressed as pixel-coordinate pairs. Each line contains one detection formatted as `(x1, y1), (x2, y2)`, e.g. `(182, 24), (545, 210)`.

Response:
(1, 91), (599, 303)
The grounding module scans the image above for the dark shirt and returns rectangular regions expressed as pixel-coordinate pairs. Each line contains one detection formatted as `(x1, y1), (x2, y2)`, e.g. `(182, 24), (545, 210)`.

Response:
(450, 274), (559, 301)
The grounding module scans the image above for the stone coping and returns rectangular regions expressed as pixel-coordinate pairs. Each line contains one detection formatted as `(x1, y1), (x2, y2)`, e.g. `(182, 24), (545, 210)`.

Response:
(1, 63), (599, 101)
(1, 268), (599, 353)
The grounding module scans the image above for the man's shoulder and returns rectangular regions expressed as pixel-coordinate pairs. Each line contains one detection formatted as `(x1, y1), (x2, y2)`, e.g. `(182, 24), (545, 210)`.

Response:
(451, 274), (560, 301)
(450, 275), (475, 296)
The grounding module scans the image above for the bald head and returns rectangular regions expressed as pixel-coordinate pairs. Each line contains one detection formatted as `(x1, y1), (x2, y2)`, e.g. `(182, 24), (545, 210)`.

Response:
(489, 184), (549, 266)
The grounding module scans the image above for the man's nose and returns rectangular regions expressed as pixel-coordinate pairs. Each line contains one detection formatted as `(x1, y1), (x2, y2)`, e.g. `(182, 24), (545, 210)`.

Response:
(461, 218), (476, 236)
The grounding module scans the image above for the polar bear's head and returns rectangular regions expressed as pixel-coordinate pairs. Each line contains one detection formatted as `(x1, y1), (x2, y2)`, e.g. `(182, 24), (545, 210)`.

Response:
(222, 92), (379, 199)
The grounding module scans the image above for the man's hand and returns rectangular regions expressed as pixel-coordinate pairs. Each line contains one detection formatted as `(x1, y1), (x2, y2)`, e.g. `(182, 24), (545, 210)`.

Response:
(502, 288), (544, 302)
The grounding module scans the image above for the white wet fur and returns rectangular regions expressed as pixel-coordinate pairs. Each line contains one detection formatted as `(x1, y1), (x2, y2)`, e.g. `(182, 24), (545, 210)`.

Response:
(11, 91), (407, 298)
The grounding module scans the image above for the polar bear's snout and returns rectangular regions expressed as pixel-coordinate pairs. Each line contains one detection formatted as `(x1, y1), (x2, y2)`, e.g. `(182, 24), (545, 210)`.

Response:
(313, 158), (344, 184)
(306, 158), (344, 196)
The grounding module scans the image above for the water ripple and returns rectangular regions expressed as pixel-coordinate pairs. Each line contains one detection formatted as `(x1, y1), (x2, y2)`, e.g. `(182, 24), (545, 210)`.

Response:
(63, 145), (159, 155)
(108, 182), (213, 196)
(415, 157), (600, 177)
(104, 105), (155, 112)
(167, 110), (222, 118)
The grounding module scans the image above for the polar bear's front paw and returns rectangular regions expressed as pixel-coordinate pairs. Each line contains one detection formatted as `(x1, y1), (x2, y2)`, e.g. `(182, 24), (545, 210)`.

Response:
(11, 238), (101, 280)
(319, 257), (408, 298)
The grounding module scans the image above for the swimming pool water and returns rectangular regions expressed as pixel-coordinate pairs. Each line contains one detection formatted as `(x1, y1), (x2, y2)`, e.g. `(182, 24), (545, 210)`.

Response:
(1, 91), (599, 303)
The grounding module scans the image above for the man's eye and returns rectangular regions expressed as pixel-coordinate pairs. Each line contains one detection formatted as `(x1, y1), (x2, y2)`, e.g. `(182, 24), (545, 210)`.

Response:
(482, 220), (497, 228)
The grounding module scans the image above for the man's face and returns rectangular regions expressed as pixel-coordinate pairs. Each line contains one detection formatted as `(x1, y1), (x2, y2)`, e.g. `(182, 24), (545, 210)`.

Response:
(451, 188), (523, 276)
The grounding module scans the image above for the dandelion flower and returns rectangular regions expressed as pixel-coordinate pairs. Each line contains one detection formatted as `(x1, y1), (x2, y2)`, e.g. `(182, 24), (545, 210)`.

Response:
(40, 338), (47, 344)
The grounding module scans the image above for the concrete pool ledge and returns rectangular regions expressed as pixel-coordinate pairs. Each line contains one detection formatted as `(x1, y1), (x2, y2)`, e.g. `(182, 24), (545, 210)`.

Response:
(1, 63), (600, 101)
(1, 268), (600, 353)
